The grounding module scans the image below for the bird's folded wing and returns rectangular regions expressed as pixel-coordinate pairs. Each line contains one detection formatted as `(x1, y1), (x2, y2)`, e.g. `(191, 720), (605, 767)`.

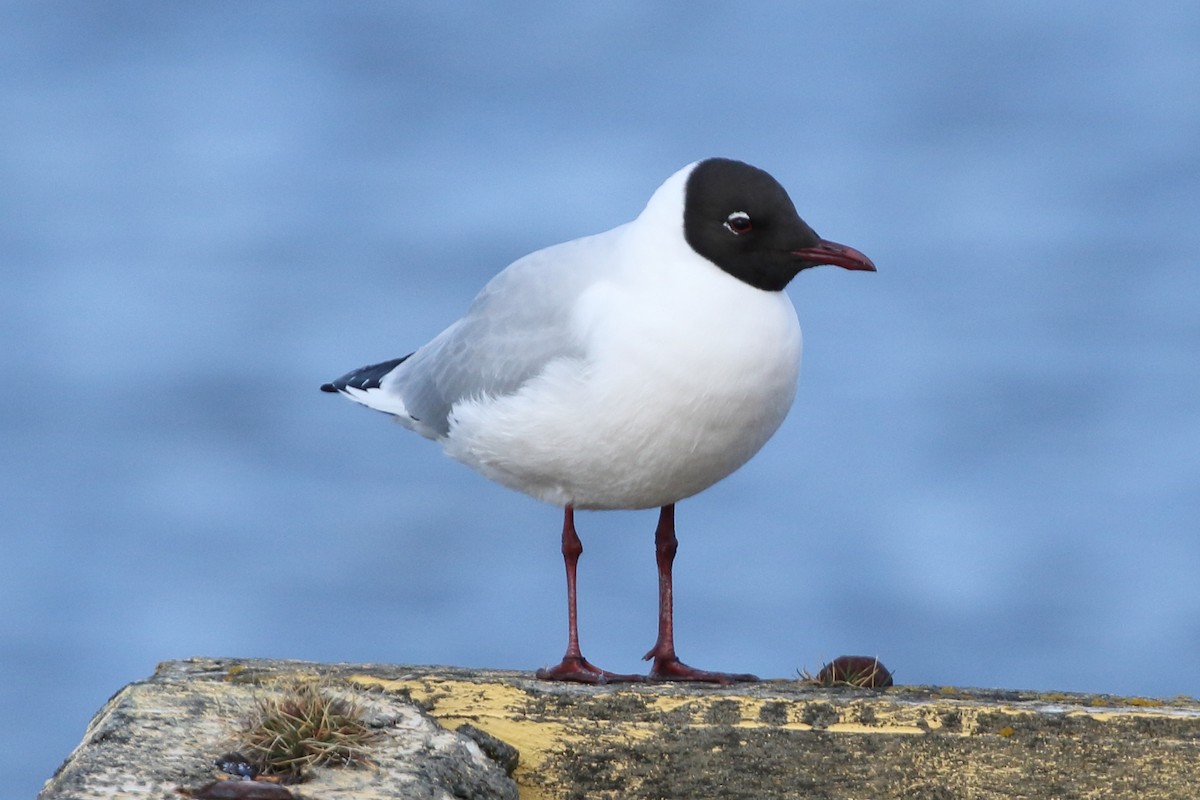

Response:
(385, 233), (617, 437)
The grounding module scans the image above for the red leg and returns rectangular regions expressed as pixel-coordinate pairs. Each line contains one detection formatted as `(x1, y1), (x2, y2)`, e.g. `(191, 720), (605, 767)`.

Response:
(643, 504), (758, 684)
(536, 506), (644, 684)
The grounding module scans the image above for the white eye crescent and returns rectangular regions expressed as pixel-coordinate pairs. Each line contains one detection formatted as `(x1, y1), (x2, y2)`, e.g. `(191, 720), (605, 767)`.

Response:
(724, 211), (752, 234)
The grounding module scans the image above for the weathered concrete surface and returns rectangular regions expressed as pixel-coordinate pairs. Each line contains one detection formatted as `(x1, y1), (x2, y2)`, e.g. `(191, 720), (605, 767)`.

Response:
(42, 657), (1200, 800)
(38, 659), (517, 800)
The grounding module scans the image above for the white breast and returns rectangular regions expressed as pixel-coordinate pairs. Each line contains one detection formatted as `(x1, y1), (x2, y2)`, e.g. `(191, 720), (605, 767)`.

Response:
(442, 229), (803, 510)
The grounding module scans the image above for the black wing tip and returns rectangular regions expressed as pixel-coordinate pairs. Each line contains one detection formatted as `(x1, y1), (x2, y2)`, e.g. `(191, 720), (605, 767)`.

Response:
(321, 354), (413, 394)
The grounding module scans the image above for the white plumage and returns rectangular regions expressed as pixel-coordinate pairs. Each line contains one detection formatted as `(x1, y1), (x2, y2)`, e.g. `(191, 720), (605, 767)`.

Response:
(332, 162), (802, 508)
(323, 157), (873, 684)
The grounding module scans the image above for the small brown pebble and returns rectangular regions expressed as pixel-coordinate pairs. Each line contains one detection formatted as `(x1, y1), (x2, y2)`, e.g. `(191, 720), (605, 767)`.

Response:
(816, 655), (893, 688)
(187, 780), (295, 799)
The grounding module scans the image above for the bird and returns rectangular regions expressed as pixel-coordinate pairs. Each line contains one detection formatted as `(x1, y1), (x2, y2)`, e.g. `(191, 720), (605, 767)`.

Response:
(321, 157), (875, 684)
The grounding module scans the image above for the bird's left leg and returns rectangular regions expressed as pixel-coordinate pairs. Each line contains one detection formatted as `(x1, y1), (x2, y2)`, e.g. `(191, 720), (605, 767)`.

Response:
(643, 504), (758, 684)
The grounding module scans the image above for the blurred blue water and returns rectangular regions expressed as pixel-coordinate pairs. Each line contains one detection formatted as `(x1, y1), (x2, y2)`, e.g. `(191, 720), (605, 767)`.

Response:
(4, 2), (1199, 794)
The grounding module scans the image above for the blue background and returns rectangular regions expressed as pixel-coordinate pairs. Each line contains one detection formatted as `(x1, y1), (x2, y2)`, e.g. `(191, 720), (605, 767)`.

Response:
(5, 2), (1199, 794)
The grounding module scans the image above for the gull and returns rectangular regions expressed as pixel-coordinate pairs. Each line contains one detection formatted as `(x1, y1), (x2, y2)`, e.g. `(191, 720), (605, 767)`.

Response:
(322, 158), (875, 683)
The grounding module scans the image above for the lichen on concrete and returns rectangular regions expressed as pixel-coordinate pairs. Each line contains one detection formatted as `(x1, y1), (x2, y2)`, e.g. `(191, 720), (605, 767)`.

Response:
(40, 657), (1200, 800)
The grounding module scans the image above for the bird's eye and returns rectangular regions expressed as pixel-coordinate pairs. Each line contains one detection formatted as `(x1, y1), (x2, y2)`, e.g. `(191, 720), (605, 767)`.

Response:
(724, 211), (752, 235)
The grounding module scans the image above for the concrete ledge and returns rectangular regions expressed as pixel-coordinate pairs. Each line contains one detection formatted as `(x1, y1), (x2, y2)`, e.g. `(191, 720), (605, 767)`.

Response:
(41, 657), (1200, 799)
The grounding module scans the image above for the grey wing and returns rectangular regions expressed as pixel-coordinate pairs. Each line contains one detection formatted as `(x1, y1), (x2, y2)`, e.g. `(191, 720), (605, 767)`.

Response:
(385, 232), (612, 437)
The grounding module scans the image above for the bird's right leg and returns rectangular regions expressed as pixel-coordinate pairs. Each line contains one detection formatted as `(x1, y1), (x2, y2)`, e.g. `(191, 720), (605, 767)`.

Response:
(536, 505), (645, 684)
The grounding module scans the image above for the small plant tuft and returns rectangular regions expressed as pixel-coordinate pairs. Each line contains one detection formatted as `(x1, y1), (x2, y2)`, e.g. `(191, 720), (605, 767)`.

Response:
(234, 678), (377, 781)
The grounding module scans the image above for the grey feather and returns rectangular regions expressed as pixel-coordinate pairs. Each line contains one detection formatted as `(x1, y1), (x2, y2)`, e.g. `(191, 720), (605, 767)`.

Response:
(384, 230), (619, 437)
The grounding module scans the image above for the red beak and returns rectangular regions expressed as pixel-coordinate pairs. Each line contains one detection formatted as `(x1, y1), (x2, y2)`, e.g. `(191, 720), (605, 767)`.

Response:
(791, 239), (876, 272)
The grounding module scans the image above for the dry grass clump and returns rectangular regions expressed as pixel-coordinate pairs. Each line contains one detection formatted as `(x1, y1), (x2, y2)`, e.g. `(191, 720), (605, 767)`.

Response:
(234, 678), (377, 781)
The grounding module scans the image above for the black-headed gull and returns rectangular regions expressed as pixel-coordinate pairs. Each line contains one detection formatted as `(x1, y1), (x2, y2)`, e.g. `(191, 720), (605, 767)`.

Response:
(322, 158), (875, 683)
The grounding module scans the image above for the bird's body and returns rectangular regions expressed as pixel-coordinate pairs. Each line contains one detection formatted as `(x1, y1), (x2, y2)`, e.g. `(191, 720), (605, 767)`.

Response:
(330, 165), (802, 509)
(323, 158), (874, 683)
